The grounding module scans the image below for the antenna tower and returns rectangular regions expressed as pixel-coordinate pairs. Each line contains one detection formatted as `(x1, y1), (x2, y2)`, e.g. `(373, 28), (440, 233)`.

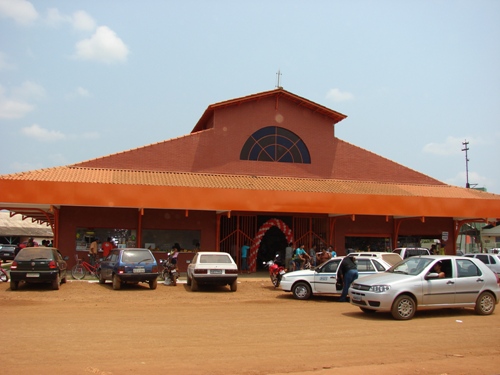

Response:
(275, 70), (282, 89)
(461, 140), (471, 188)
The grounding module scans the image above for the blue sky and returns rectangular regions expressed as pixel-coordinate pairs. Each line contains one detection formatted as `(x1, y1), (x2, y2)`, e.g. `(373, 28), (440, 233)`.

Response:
(1, 0), (499, 193)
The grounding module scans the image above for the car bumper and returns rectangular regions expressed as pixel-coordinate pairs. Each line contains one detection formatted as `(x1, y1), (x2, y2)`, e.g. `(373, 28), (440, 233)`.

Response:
(349, 288), (394, 311)
(280, 280), (293, 292)
(1, 253), (15, 261)
(193, 275), (237, 285)
(116, 273), (158, 282)
(10, 270), (60, 283)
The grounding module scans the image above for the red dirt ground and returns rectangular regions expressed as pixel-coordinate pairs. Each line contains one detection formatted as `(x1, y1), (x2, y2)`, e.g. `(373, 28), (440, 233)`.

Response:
(1, 275), (499, 375)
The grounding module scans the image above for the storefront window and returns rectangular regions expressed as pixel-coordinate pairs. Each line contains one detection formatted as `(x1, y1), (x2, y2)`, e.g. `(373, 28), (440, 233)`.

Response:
(75, 228), (134, 252)
(142, 229), (200, 252)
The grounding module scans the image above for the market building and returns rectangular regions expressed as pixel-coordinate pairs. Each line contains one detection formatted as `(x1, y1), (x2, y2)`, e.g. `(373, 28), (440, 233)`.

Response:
(1, 88), (499, 272)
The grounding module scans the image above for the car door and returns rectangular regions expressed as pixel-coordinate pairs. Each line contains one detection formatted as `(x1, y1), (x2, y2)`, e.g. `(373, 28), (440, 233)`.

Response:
(421, 259), (456, 306)
(314, 259), (341, 294)
(102, 251), (119, 279)
(454, 258), (486, 305)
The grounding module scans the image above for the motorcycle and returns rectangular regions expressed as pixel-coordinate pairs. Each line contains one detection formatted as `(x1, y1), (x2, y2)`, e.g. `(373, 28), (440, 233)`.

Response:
(0, 260), (9, 282)
(160, 255), (178, 286)
(263, 254), (286, 288)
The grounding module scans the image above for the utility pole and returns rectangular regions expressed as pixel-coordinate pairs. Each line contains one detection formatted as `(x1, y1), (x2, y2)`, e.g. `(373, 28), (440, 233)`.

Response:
(275, 70), (282, 89)
(461, 140), (470, 188)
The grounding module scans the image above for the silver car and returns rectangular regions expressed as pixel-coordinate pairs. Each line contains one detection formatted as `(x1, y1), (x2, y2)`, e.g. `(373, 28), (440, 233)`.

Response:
(464, 253), (500, 274)
(349, 255), (500, 320)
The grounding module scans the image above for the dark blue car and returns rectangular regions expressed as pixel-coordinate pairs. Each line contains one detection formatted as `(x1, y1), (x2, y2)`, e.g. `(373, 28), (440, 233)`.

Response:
(98, 248), (159, 290)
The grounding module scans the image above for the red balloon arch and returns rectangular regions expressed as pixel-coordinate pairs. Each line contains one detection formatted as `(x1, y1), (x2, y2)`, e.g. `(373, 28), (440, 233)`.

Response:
(247, 218), (294, 272)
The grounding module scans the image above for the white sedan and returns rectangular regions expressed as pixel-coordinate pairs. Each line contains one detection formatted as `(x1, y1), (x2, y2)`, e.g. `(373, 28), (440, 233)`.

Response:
(186, 251), (238, 292)
(280, 256), (393, 300)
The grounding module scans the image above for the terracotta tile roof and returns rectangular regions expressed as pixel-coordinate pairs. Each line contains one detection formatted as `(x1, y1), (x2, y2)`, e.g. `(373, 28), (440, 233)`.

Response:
(3, 166), (498, 200)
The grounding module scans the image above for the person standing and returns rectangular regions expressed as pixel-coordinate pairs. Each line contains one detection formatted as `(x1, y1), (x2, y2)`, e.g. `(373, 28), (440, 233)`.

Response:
(101, 237), (115, 258)
(241, 243), (250, 273)
(328, 246), (337, 257)
(89, 238), (99, 265)
(338, 255), (358, 302)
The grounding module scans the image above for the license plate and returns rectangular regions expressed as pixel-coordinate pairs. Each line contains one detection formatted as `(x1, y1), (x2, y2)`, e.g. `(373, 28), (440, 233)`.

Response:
(210, 269), (223, 274)
(352, 294), (361, 301)
(133, 268), (145, 273)
(26, 273), (40, 278)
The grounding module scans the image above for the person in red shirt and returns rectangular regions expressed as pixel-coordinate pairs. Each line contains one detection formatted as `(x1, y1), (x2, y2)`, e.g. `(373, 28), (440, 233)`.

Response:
(101, 237), (115, 258)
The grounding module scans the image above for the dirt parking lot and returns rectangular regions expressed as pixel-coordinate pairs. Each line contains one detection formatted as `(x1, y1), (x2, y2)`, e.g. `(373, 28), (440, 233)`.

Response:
(1, 274), (500, 375)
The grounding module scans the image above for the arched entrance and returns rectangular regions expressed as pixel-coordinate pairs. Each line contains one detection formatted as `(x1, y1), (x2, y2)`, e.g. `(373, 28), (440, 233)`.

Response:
(248, 218), (293, 272)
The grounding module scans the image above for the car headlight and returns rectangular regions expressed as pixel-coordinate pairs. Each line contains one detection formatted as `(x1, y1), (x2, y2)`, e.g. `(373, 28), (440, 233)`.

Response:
(369, 285), (390, 293)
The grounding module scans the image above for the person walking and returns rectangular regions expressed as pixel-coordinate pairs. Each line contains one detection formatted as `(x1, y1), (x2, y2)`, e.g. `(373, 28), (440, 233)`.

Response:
(338, 255), (358, 302)
(241, 243), (250, 273)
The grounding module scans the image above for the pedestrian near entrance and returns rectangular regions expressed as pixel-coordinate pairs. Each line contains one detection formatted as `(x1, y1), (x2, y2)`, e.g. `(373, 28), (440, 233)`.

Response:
(338, 255), (358, 302)
(241, 243), (250, 273)
(89, 238), (99, 265)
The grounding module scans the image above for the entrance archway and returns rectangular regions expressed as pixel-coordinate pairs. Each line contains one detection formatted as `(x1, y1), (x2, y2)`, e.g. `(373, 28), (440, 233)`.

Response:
(248, 218), (293, 272)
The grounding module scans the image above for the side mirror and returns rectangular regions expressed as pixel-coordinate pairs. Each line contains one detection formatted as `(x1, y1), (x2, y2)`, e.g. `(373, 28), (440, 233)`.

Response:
(425, 272), (439, 280)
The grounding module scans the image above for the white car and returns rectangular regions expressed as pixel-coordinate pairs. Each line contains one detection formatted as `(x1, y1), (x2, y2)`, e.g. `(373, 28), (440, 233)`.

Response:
(349, 255), (500, 320)
(186, 252), (238, 292)
(280, 256), (394, 300)
(393, 247), (430, 259)
(348, 252), (402, 266)
(464, 253), (500, 274)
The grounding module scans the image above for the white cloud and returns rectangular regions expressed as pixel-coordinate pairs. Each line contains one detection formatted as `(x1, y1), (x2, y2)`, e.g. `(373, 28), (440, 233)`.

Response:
(21, 124), (66, 142)
(45, 8), (96, 31)
(423, 136), (486, 156)
(0, 81), (46, 119)
(74, 26), (129, 64)
(0, 97), (34, 119)
(72, 10), (96, 31)
(0, 0), (38, 25)
(326, 88), (354, 102)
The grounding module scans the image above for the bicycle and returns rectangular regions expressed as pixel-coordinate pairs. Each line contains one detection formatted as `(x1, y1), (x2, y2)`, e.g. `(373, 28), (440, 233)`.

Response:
(71, 255), (100, 280)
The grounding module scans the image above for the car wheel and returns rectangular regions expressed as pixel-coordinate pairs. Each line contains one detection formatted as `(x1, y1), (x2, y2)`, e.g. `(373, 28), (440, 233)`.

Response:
(475, 291), (496, 315)
(292, 282), (311, 300)
(149, 278), (158, 290)
(191, 277), (198, 292)
(230, 279), (237, 292)
(10, 280), (19, 290)
(52, 274), (60, 290)
(391, 294), (416, 320)
(112, 274), (121, 290)
(186, 275), (191, 286)
(98, 272), (106, 284)
(360, 307), (376, 314)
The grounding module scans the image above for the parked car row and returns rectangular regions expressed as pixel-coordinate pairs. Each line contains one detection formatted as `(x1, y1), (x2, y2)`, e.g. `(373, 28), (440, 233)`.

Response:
(5, 248), (240, 293)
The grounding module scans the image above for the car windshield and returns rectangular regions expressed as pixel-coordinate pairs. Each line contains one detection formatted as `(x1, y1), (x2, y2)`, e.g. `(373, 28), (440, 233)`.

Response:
(199, 254), (232, 264)
(16, 248), (53, 261)
(121, 250), (154, 263)
(388, 257), (433, 276)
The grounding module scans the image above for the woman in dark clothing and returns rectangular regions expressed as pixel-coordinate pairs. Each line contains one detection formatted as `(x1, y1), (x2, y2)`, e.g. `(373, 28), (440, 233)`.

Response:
(338, 255), (358, 302)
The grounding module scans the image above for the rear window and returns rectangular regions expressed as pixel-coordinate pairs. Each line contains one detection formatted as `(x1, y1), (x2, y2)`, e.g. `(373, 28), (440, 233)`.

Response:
(199, 254), (233, 264)
(16, 248), (53, 260)
(121, 250), (155, 263)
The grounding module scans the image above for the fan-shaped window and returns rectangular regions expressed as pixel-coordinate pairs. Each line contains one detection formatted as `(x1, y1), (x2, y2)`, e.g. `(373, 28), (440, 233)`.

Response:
(240, 126), (310, 164)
